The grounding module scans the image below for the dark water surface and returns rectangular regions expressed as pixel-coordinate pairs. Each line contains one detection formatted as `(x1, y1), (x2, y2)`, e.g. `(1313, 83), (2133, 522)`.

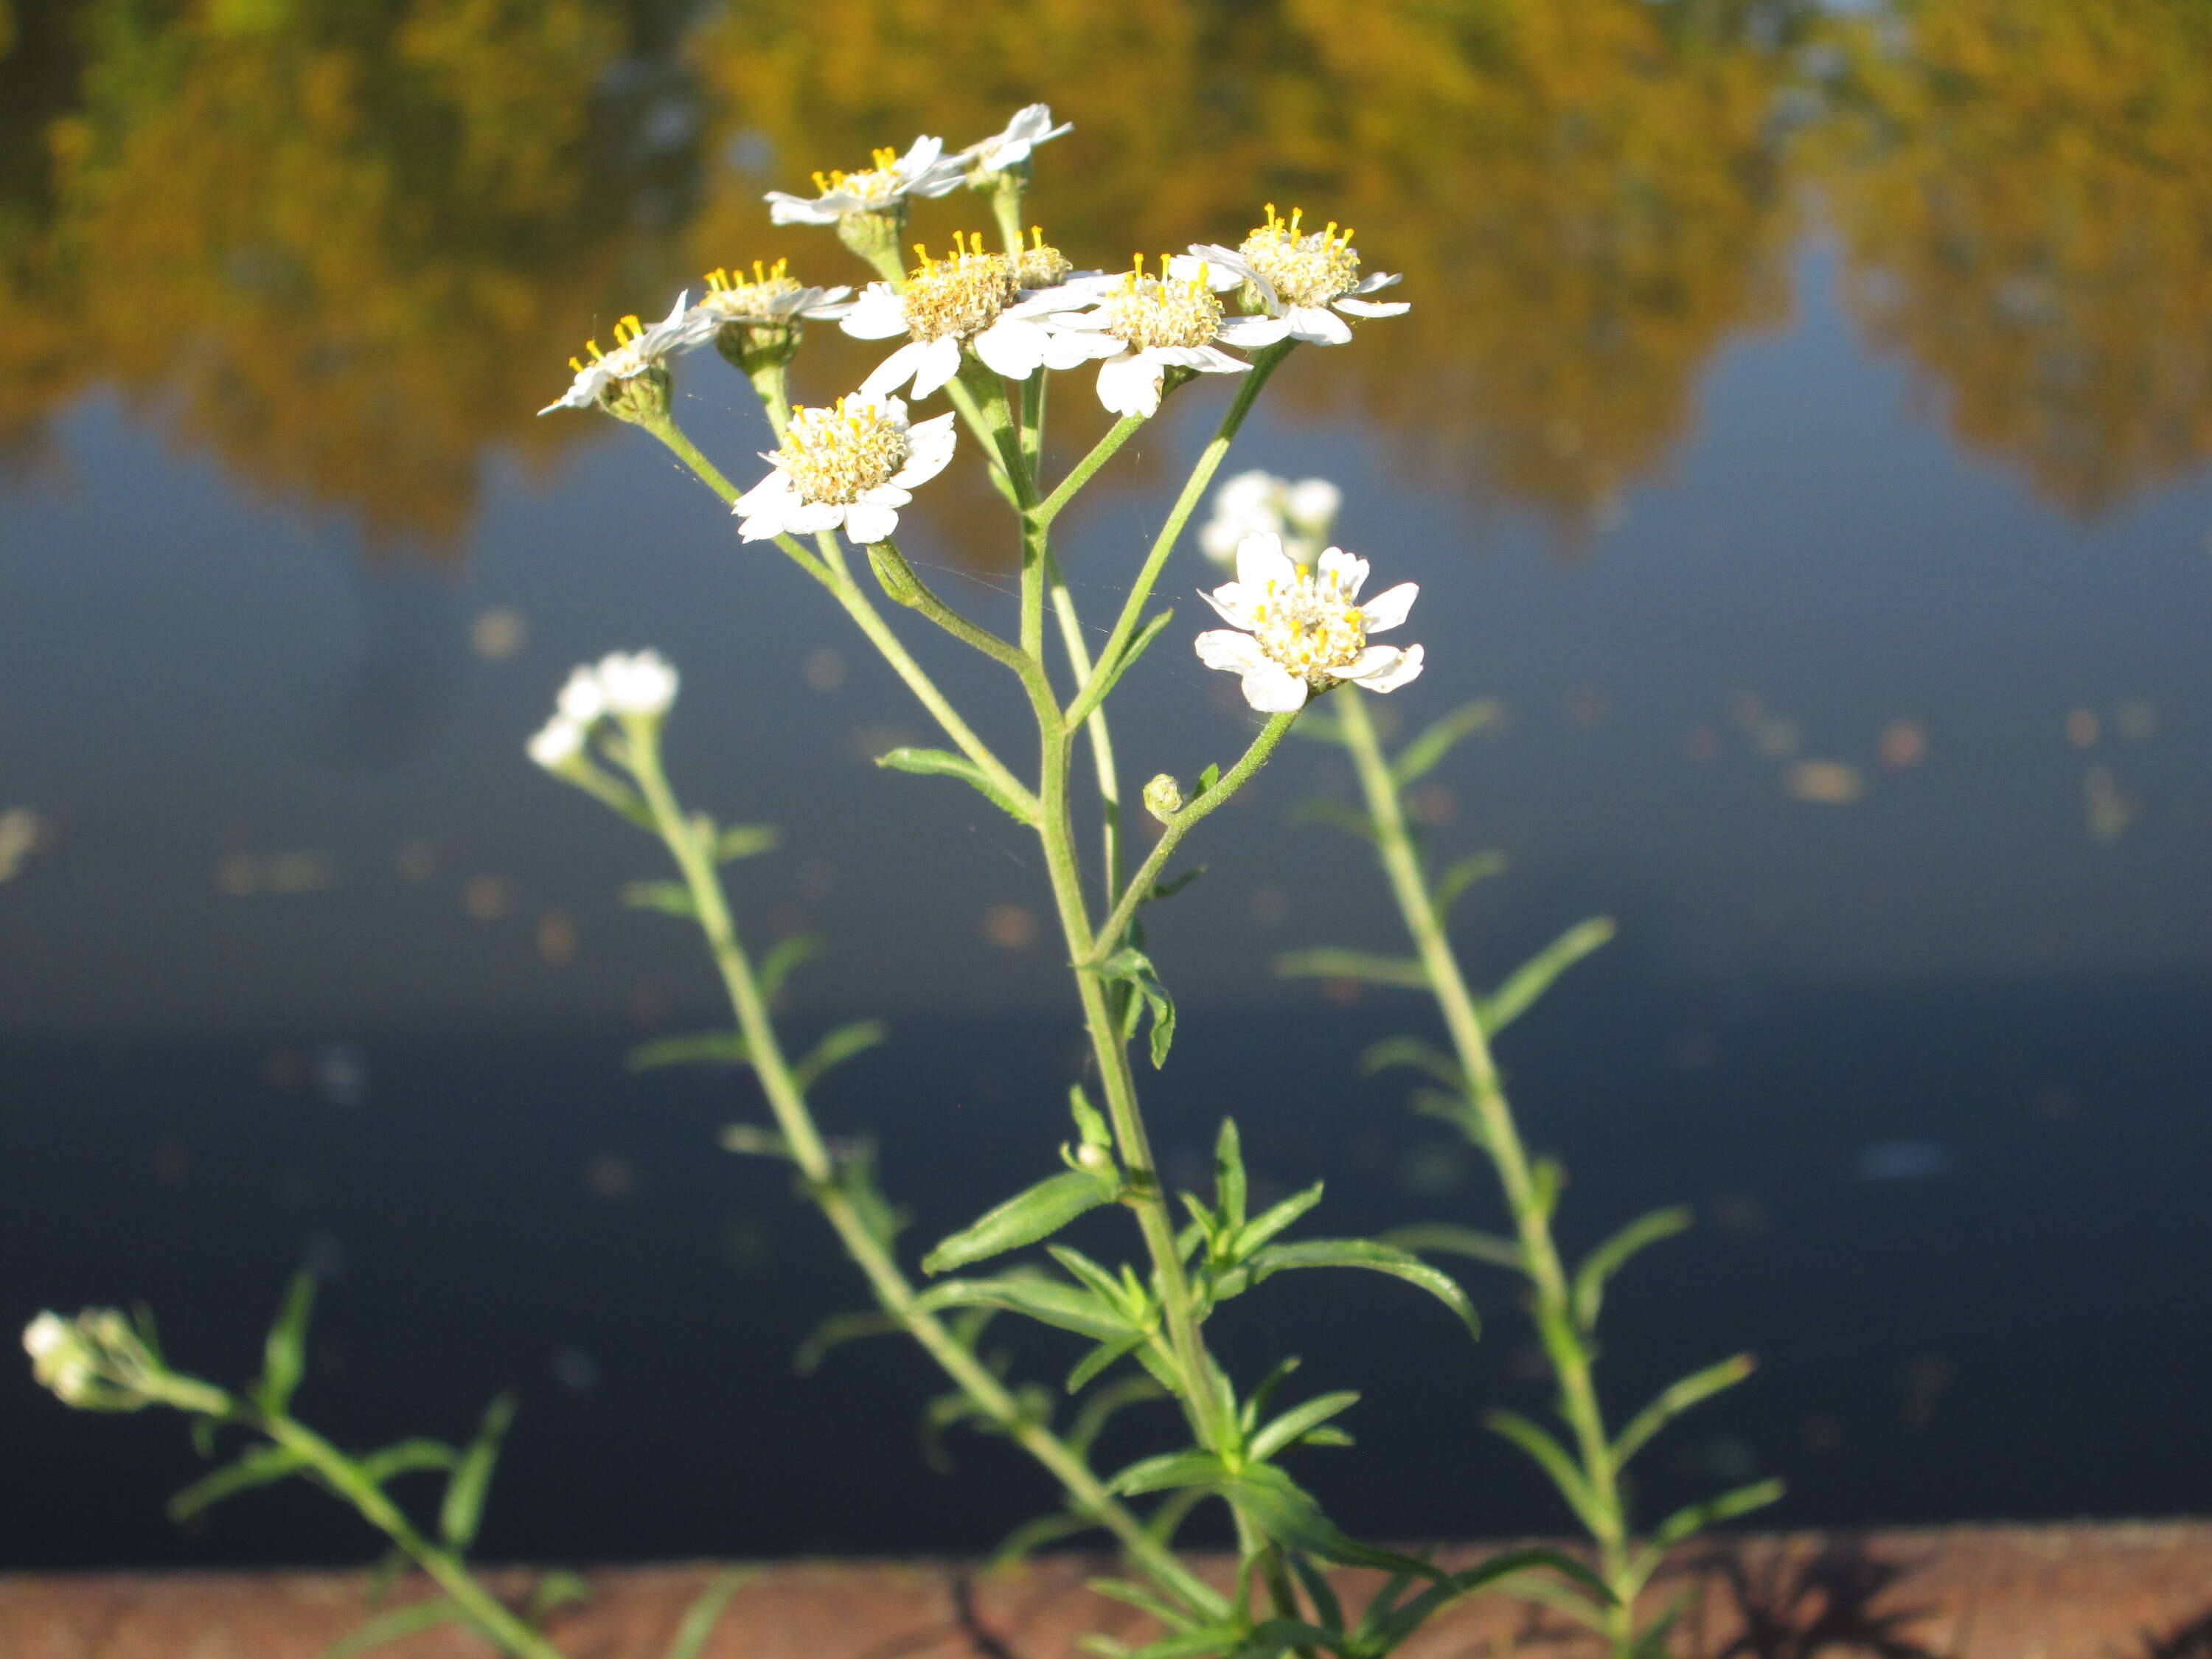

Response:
(4, 0), (2211, 1565)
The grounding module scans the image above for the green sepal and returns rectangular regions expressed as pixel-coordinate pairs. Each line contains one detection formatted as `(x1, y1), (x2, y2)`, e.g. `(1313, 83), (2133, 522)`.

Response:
(251, 1270), (316, 1416)
(168, 1444), (307, 1522)
(1479, 917), (1615, 1035)
(793, 1310), (902, 1375)
(1068, 1084), (1113, 1150)
(922, 1169), (1119, 1276)
(713, 824), (781, 862)
(1273, 949), (1428, 990)
(790, 1019), (888, 1092)
(1611, 1352), (1757, 1468)
(1571, 1204), (1693, 1332)
(874, 746), (1033, 824)
(1389, 698), (1502, 788)
(438, 1391), (517, 1551)
(619, 880), (698, 919)
(627, 1030), (750, 1071)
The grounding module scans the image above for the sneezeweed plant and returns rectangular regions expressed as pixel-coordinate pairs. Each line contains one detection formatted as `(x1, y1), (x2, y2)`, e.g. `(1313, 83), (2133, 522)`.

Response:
(29, 102), (1771, 1659)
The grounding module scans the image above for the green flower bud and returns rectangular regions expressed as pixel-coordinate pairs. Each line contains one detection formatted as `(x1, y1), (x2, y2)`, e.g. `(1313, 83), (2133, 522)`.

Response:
(1144, 774), (1185, 824)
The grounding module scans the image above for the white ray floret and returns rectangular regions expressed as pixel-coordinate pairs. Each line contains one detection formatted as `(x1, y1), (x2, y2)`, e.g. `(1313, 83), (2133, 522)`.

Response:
(1177, 204), (1408, 348)
(1038, 255), (1273, 419)
(765, 137), (968, 225)
(843, 232), (1096, 399)
(963, 104), (1073, 175)
(735, 393), (956, 545)
(1194, 532), (1422, 712)
(539, 292), (696, 414)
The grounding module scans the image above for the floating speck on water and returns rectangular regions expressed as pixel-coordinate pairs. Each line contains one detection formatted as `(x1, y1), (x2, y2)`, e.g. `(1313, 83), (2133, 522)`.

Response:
(583, 1152), (641, 1200)
(312, 1044), (368, 1109)
(802, 646), (846, 692)
(536, 910), (577, 966)
(1851, 1139), (1954, 1181)
(550, 1346), (601, 1394)
(469, 606), (526, 660)
(2115, 699), (2158, 742)
(2066, 707), (2101, 748)
(1248, 885), (1290, 927)
(463, 875), (512, 920)
(2084, 763), (2138, 844)
(0, 807), (46, 881)
(981, 903), (1037, 950)
(1879, 717), (1927, 768)
(1787, 759), (1865, 804)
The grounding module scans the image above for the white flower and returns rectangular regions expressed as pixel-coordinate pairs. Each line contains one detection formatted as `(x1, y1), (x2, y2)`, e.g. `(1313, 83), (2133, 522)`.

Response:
(1179, 204), (1408, 347)
(1037, 256), (1270, 418)
(843, 234), (1096, 398)
(735, 393), (956, 545)
(1194, 532), (1422, 712)
(540, 292), (695, 414)
(556, 667), (605, 723)
(765, 136), (967, 225)
(963, 104), (1072, 175)
(1198, 470), (1344, 565)
(528, 712), (589, 770)
(23, 1312), (66, 1362)
(597, 650), (680, 717)
(684, 260), (852, 337)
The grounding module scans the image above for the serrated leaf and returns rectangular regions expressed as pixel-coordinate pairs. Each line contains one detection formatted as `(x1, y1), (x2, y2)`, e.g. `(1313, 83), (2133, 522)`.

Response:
(438, 1391), (516, 1551)
(1611, 1352), (1757, 1468)
(321, 1598), (482, 1659)
(1390, 699), (1503, 788)
(1068, 1084), (1112, 1150)
(1381, 1222), (1524, 1274)
(1273, 949), (1428, 989)
(874, 747), (1032, 823)
(1484, 1410), (1607, 1536)
(254, 1271), (316, 1416)
(1228, 1181), (1325, 1259)
(793, 1310), (902, 1375)
(621, 880), (698, 918)
(790, 1019), (888, 1092)
(1431, 850), (1508, 914)
(1248, 1391), (1360, 1462)
(627, 1030), (751, 1071)
(1478, 917), (1616, 1036)
(1245, 1238), (1478, 1337)
(1106, 1450), (1226, 1498)
(757, 933), (822, 1001)
(168, 1444), (307, 1522)
(914, 1274), (1130, 1342)
(356, 1439), (457, 1487)
(662, 1570), (751, 1659)
(714, 824), (780, 862)
(922, 1170), (1116, 1275)
(1358, 1036), (1464, 1089)
(1571, 1205), (1693, 1332)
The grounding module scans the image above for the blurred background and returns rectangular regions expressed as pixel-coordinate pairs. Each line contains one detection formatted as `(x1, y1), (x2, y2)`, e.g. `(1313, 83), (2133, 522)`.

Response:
(4, 0), (2209, 1568)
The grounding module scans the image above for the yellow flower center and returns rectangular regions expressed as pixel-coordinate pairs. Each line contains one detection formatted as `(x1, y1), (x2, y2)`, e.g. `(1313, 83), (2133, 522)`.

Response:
(700, 259), (802, 321)
(776, 398), (910, 504)
(899, 232), (1017, 341)
(1010, 226), (1072, 289)
(566, 312), (651, 377)
(1094, 254), (1224, 351)
(812, 147), (906, 206)
(1238, 204), (1362, 309)
(1248, 560), (1368, 684)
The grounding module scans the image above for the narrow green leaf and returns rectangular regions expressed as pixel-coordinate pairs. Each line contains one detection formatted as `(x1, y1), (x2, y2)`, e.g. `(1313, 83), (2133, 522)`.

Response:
(1478, 917), (1616, 1036)
(1289, 798), (1377, 843)
(1273, 948), (1428, 989)
(1380, 1222), (1525, 1274)
(1371, 1548), (1615, 1649)
(662, 1570), (751, 1659)
(1485, 1569), (1612, 1635)
(874, 746), (1032, 823)
(1068, 1084), (1113, 1150)
(714, 824), (780, 862)
(793, 1310), (903, 1375)
(1096, 947), (1178, 1068)
(1237, 1357), (1301, 1439)
(438, 1391), (517, 1551)
(1144, 1486), (1207, 1547)
(1106, 1450), (1225, 1497)
(356, 1439), (457, 1488)
(1248, 1391), (1361, 1462)
(1214, 1119), (1247, 1233)
(989, 1509), (1105, 1568)
(1067, 1374), (1167, 1454)
(1357, 1036), (1464, 1088)
(914, 1275), (1130, 1342)
(527, 1570), (593, 1624)
(1195, 762), (1222, 796)
(1530, 1156), (1565, 1222)
(321, 1598), (481, 1659)
(1298, 1426), (1353, 1448)
(1220, 1464), (1441, 1581)
(1431, 850), (1508, 914)
(254, 1271), (316, 1415)
(1649, 1476), (1785, 1548)
(1228, 1181), (1325, 1259)
(1245, 1239), (1479, 1337)
(790, 1019), (888, 1092)
(189, 1416), (219, 1460)
(1390, 699), (1503, 788)
(1091, 609), (1176, 706)
(922, 1170), (1116, 1276)
(1065, 1335), (1141, 1395)
(1571, 1205), (1694, 1332)
(1242, 1617), (1343, 1657)
(1112, 1629), (1240, 1659)
(1286, 1551), (1344, 1635)
(1149, 866), (1205, 902)
(168, 1445), (307, 1522)
(1484, 1411), (1607, 1536)
(627, 1030), (751, 1071)
(718, 1123), (793, 1159)
(757, 933), (823, 1001)
(620, 880), (698, 919)
(1613, 1353), (1758, 1468)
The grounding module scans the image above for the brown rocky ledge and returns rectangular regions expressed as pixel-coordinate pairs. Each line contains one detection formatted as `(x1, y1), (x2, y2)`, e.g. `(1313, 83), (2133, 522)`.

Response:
(5, 1523), (2211, 1659)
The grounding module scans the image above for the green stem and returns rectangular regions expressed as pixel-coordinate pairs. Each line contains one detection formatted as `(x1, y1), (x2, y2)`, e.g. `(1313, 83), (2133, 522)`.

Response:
(1037, 414), (1144, 527)
(1088, 711), (1298, 964)
(1067, 343), (1292, 728)
(626, 734), (1221, 1619)
(1333, 687), (1636, 1646)
(638, 411), (739, 503)
(260, 1417), (568, 1659)
(1046, 554), (1122, 897)
(867, 535), (1034, 684)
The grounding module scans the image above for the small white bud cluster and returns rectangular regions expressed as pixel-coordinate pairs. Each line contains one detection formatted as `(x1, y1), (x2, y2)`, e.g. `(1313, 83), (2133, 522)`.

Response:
(529, 650), (681, 772)
(1200, 470), (1343, 566)
(24, 1309), (158, 1410)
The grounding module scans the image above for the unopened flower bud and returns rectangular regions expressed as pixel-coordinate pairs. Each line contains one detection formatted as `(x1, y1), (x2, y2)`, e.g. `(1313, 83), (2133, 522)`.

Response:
(1144, 774), (1185, 824)
(837, 206), (908, 274)
(597, 650), (680, 718)
(556, 667), (605, 723)
(1074, 1141), (1114, 1175)
(1284, 479), (1343, 535)
(599, 362), (672, 426)
(527, 713), (588, 771)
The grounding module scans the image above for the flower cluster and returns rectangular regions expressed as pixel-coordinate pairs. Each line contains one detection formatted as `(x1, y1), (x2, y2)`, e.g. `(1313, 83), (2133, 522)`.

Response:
(24, 1310), (164, 1411)
(529, 650), (680, 771)
(1200, 470), (1345, 565)
(1196, 532), (1422, 712)
(736, 394), (956, 545)
(841, 232), (1095, 398)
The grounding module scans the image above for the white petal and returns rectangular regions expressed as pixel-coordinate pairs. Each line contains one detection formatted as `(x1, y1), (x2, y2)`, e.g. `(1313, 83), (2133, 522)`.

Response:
(973, 316), (1048, 380)
(1240, 663), (1311, 713)
(839, 285), (909, 339)
(1215, 313), (1293, 349)
(1287, 305), (1354, 345)
(1357, 581), (1418, 633)
(843, 500), (901, 544)
(1352, 271), (1404, 293)
(1234, 532), (1298, 594)
(1194, 629), (1269, 675)
(1041, 327), (1124, 369)
(1095, 352), (1164, 419)
(1191, 344), (1252, 373)
(1200, 582), (1262, 630)
(1343, 643), (1425, 693)
(1175, 248), (1253, 292)
(860, 340), (928, 397)
(735, 470), (797, 518)
(1315, 546), (1369, 600)
(899, 134), (945, 174)
(782, 498), (845, 535)
(1284, 479), (1341, 530)
(908, 336), (964, 399)
(1334, 297), (1410, 319)
(765, 192), (841, 226)
(890, 415), (959, 487)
